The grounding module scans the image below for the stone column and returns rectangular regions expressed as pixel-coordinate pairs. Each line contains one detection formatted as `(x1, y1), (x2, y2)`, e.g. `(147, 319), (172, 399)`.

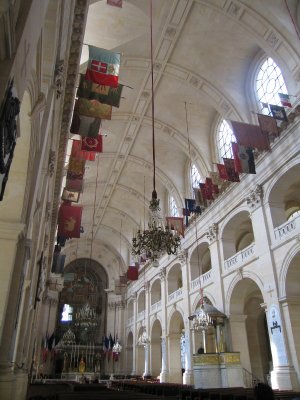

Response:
(229, 314), (251, 372)
(0, 221), (25, 400)
(247, 186), (298, 389)
(179, 250), (193, 385)
(143, 342), (151, 378)
(159, 267), (169, 382)
(131, 292), (137, 375)
(143, 282), (151, 378)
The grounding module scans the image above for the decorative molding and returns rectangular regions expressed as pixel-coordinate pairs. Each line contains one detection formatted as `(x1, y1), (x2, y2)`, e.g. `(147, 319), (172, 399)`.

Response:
(206, 223), (218, 243)
(48, 150), (56, 177)
(54, 60), (65, 99)
(178, 249), (188, 264)
(159, 266), (166, 281)
(246, 185), (263, 210)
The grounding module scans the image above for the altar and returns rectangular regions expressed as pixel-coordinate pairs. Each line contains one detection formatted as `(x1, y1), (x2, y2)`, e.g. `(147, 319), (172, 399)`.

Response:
(61, 372), (100, 382)
(193, 352), (244, 389)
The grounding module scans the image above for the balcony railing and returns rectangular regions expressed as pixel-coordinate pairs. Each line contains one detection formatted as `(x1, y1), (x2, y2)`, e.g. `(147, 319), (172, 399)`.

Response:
(168, 287), (183, 303)
(274, 214), (300, 241)
(224, 243), (255, 272)
(190, 270), (212, 291)
(151, 300), (162, 313)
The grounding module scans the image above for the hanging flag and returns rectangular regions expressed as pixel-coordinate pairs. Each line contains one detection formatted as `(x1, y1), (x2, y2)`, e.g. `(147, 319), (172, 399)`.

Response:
(216, 164), (228, 180)
(278, 93), (292, 108)
(193, 187), (206, 208)
(257, 114), (279, 138)
(185, 198), (201, 214)
(166, 217), (185, 237)
(230, 120), (270, 151)
(57, 203), (83, 238)
(269, 104), (288, 122)
(206, 177), (219, 197)
(66, 178), (84, 193)
(86, 45), (120, 88)
(67, 158), (85, 180)
(70, 106), (101, 137)
(107, 0), (122, 7)
(107, 334), (114, 361)
(51, 253), (66, 274)
(71, 140), (96, 161)
(81, 134), (103, 153)
(77, 98), (112, 120)
(61, 188), (80, 203)
(78, 74), (124, 108)
(127, 265), (139, 281)
(208, 171), (223, 187)
(232, 142), (256, 174)
(223, 158), (240, 182)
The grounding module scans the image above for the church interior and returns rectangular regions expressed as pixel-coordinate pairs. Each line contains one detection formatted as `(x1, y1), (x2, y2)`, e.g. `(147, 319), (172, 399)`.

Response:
(1, 1), (300, 399)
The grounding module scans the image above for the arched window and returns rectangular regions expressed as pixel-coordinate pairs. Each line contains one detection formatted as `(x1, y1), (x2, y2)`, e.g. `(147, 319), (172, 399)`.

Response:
(217, 119), (236, 160)
(190, 164), (202, 189)
(169, 196), (179, 217)
(255, 57), (289, 114)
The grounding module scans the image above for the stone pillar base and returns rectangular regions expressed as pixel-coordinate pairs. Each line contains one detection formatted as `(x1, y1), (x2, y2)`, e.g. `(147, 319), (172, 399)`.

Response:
(183, 370), (194, 385)
(159, 370), (169, 383)
(0, 365), (15, 400)
(270, 366), (300, 390)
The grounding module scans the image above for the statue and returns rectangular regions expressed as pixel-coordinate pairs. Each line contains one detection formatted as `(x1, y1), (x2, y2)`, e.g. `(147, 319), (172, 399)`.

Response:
(79, 356), (86, 373)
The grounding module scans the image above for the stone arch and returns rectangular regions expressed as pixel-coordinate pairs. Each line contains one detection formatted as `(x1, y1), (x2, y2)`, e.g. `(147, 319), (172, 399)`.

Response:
(190, 241), (212, 281)
(167, 263), (182, 296)
(279, 244), (300, 300)
(168, 309), (185, 383)
(150, 278), (161, 306)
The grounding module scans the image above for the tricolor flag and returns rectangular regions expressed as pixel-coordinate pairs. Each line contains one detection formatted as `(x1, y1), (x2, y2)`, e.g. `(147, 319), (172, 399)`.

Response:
(257, 114), (279, 138)
(81, 134), (103, 153)
(70, 106), (101, 137)
(77, 98), (112, 120)
(78, 74), (124, 108)
(166, 216), (185, 237)
(107, 0), (122, 7)
(57, 203), (83, 238)
(269, 104), (288, 122)
(86, 45), (120, 88)
(230, 120), (270, 151)
(278, 93), (292, 108)
(232, 142), (256, 174)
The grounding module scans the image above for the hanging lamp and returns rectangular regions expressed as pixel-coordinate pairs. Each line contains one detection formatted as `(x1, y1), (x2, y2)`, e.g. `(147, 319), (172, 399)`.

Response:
(131, 0), (181, 267)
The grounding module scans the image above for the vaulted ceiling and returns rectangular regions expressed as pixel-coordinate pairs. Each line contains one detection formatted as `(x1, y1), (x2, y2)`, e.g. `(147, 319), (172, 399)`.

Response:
(62, 0), (300, 278)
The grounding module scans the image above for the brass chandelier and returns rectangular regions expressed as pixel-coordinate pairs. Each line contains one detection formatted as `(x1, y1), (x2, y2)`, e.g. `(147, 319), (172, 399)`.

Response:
(131, 0), (181, 267)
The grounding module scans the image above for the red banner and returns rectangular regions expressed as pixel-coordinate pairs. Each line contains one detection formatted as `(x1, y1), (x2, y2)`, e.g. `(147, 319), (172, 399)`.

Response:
(57, 203), (82, 238)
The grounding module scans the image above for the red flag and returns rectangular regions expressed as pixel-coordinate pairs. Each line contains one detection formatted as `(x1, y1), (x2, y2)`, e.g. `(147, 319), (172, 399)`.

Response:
(257, 114), (279, 138)
(81, 135), (103, 153)
(85, 46), (120, 88)
(230, 120), (270, 151)
(223, 158), (240, 182)
(216, 163), (228, 180)
(166, 217), (185, 237)
(57, 203), (82, 238)
(70, 103), (101, 137)
(127, 266), (139, 281)
(107, 0), (122, 7)
(232, 142), (256, 174)
(71, 140), (96, 161)
(66, 178), (83, 192)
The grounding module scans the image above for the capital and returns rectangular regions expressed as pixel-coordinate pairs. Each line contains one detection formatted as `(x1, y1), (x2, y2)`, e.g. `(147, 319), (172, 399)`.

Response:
(246, 185), (263, 211)
(206, 223), (218, 243)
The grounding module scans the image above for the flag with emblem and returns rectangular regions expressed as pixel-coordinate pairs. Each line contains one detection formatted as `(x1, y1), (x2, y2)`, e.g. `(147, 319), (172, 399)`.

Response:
(230, 120), (270, 151)
(86, 45), (120, 87)
(81, 134), (103, 153)
(223, 158), (240, 182)
(278, 93), (292, 108)
(166, 216), (185, 237)
(78, 74), (124, 108)
(77, 98), (112, 120)
(269, 104), (288, 122)
(57, 203), (83, 238)
(61, 188), (80, 203)
(67, 158), (85, 180)
(216, 164), (228, 180)
(232, 142), (256, 174)
(257, 114), (279, 138)
(71, 139), (96, 161)
(206, 177), (219, 197)
(193, 187), (206, 208)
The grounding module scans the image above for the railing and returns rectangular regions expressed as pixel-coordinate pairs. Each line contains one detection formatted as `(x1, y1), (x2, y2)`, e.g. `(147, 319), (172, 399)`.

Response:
(190, 270), (212, 291)
(242, 368), (264, 388)
(168, 287), (183, 303)
(274, 214), (300, 241)
(224, 243), (255, 272)
(150, 300), (162, 313)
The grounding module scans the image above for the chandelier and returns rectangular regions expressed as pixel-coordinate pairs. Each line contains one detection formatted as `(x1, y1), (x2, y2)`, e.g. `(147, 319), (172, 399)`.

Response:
(192, 305), (212, 331)
(131, 0), (181, 267)
(74, 303), (98, 329)
(112, 339), (122, 354)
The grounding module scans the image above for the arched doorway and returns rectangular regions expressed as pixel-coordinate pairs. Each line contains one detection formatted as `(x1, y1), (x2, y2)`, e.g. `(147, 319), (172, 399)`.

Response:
(229, 278), (272, 383)
(151, 319), (162, 379)
(168, 310), (184, 383)
(126, 331), (133, 376)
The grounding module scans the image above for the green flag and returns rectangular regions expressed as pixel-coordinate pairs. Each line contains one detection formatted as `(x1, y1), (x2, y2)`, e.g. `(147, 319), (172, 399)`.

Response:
(78, 74), (123, 108)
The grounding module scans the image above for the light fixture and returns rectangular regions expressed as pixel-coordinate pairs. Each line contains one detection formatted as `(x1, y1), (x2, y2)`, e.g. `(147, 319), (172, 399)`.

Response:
(131, 0), (181, 267)
(112, 339), (122, 354)
(192, 304), (212, 332)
